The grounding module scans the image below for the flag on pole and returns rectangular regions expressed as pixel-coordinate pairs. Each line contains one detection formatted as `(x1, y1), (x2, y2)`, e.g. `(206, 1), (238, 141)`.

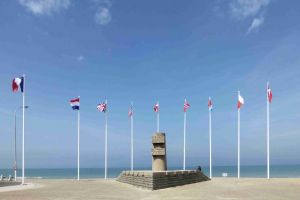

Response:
(12, 77), (24, 92)
(237, 94), (244, 109)
(267, 85), (272, 103)
(208, 97), (213, 111)
(97, 102), (107, 112)
(12, 75), (26, 184)
(208, 97), (213, 179)
(97, 100), (108, 179)
(154, 102), (159, 113)
(70, 98), (80, 110)
(184, 99), (190, 112)
(69, 97), (80, 180)
(266, 83), (272, 179)
(128, 104), (133, 117)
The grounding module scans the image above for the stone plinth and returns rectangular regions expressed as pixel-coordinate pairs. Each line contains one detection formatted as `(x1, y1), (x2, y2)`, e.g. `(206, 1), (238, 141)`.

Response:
(152, 133), (167, 171)
(116, 170), (210, 190)
(0, 181), (21, 187)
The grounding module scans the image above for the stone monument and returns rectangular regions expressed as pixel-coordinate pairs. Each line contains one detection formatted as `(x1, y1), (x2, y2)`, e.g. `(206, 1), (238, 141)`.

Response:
(152, 132), (167, 171)
(117, 132), (210, 190)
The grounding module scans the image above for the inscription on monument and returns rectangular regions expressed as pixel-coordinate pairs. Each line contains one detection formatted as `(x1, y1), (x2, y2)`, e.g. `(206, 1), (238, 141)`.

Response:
(152, 147), (166, 156)
(152, 135), (165, 144)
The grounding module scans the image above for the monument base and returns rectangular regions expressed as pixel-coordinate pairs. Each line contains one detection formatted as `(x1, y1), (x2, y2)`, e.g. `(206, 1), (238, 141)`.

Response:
(116, 170), (210, 190)
(0, 181), (21, 187)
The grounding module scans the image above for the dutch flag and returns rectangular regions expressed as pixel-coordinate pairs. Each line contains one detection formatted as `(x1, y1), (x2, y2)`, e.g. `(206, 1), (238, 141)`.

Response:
(70, 97), (80, 110)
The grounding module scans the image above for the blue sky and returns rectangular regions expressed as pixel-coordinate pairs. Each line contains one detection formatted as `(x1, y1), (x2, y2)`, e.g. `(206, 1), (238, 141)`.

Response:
(0, 0), (300, 169)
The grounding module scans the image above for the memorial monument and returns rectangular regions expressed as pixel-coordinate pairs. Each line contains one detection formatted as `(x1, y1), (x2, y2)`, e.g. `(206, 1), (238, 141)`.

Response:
(117, 132), (210, 190)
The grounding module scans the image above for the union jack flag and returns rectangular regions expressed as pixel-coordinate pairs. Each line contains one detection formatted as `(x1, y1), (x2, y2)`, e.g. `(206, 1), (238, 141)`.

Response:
(184, 99), (190, 112)
(97, 102), (107, 112)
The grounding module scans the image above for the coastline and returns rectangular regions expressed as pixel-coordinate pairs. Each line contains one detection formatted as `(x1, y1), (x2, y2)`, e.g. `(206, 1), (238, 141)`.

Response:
(1, 164), (300, 179)
(1, 178), (300, 199)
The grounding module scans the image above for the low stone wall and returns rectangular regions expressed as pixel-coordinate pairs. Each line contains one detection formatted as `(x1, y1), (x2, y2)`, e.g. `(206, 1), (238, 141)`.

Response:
(0, 181), (21, 187)
(116, 170), (210, 190)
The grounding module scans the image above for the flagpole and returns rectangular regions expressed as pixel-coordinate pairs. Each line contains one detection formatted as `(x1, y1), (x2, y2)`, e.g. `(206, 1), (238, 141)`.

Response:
(77, 108), (80, 181)
(267, 82), (270, 179)
(130, 102), (134, 171)
(22, 74), (25, 185)
(209, 98), (212, 179)
(157, 102), (160, 132)
(183, 99), (186, 170)
(105, 99), (108, 180)
(238, 91), (240, 179)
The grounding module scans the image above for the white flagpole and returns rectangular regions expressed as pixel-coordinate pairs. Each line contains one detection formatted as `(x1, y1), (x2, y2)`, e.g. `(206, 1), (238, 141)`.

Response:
(130, 102), (134, 171)
(267, 82), (270, 179)
(77, 102), (80, 181)
(22, 74), (25, 185)
(105, 99), (108, 180)
(183, 99), (186, 170)
(157, 101), (159, 132)
(238, 91), (240, 179)
(209, 97), (212, 179)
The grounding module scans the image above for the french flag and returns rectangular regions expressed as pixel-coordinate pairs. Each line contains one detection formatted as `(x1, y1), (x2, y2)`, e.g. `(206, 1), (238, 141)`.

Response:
(70, 97), (80, 110)
(12, 77), (24, 93)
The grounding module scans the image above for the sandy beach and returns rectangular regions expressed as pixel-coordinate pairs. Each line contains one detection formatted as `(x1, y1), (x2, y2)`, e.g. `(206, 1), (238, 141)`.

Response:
(0, 178), (299, 200)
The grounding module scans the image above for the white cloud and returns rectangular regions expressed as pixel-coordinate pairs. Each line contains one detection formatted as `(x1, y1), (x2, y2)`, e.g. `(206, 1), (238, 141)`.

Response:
(91, 0), (112, 7)
(94, 7), (111, 25)
(77, 55), (84, 62)
(230, 0), (270, 19)
(247, 17), (264, 34)
(18, 0), (71, 15)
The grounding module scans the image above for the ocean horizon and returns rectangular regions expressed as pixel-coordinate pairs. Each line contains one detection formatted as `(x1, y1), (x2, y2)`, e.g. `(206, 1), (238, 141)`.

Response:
(1, 165), (299, 179)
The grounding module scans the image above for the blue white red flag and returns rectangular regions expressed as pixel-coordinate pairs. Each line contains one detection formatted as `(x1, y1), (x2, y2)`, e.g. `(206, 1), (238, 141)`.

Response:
(12, 77), (24, 93)
(70, 98), (80, 110)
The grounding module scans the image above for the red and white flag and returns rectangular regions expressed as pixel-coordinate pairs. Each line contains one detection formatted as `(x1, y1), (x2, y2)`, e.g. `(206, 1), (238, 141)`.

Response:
(267, 84), (272, 103)
(184, 99), (190, 112)
(237, 94), (244, 109)
(154, 102), (159, 113)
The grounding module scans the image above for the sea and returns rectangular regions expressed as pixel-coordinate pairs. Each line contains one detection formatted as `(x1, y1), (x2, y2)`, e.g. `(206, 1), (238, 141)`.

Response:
(1, 165), (300, 179)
